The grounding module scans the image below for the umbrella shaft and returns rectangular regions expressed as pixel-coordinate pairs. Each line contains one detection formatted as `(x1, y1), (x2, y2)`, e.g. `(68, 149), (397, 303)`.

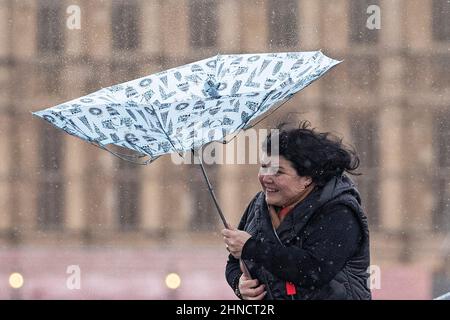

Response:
(195, 151), (229, 229)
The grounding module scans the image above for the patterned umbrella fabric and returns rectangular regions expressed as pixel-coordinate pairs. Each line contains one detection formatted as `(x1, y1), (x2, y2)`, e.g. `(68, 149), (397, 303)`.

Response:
(33, 52), (340, 163)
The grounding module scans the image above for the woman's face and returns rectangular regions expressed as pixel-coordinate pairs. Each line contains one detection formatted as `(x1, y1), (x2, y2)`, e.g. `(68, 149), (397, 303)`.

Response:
(258, 155), (312, 207)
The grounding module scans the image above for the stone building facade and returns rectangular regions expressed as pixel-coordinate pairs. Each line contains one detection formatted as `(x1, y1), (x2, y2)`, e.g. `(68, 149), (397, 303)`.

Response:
(0, 0), (449, 299)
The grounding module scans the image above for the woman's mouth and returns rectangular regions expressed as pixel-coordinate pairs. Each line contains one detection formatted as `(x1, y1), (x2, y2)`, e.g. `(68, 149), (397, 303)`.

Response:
(266, 188), (279, 193)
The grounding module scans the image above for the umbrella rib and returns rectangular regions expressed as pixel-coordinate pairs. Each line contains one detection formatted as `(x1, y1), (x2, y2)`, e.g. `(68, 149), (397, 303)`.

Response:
(213, 92), (291, 149)
(241, 71), (316, 131)
(241, 89), (277, 129)
(57, 114), (153, 164)
(148, 104), (184, 157)
(244, 97), (292, 130)
(215, 94), (287, 147)
(215, 90), (277, 146)
(94, 143), (153, 165)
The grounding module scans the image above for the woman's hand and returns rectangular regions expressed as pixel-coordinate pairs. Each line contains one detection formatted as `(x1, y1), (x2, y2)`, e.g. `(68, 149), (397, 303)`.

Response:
(221, 227), (252, 259)
(238, 273), (267, 300)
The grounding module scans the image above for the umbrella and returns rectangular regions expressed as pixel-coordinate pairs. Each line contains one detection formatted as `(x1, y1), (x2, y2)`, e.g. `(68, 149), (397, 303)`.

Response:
(32, 51), (341, 228)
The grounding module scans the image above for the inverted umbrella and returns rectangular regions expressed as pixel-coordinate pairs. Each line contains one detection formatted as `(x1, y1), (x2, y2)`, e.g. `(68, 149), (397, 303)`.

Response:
(33, 51), (340, 228)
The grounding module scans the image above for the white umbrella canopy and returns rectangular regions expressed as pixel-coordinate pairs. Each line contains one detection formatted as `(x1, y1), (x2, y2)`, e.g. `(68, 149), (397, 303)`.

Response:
(33, 51), (341, 163)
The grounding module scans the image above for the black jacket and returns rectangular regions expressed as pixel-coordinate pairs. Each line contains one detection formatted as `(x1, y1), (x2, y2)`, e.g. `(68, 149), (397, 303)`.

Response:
(225, 174), (371, 300)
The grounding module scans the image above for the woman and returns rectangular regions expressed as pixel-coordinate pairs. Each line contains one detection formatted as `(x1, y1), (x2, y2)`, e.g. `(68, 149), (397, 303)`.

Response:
(222, 121), (371, 300)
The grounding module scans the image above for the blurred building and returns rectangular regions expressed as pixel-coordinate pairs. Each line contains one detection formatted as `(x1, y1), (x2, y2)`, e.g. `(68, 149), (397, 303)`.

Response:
(0, 0), (449, 299)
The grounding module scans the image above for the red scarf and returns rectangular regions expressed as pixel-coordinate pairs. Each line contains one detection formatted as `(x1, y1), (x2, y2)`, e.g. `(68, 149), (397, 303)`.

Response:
(277, 206), (292, 221)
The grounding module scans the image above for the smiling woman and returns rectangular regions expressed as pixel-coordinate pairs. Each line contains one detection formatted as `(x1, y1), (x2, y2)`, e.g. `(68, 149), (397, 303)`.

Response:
(222, 121), (371, 300)
(259, 157), (315, 216)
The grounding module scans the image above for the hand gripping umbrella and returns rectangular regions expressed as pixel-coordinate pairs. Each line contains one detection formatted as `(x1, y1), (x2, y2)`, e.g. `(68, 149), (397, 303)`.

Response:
(33, 51), (340, 229)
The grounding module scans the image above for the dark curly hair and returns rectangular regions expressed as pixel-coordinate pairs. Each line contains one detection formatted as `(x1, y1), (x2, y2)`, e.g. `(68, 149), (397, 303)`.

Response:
(263, 120), (360, 187)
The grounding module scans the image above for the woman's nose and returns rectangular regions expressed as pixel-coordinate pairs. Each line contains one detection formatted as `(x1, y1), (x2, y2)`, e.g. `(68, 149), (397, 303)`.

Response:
(261, 173), (274, 184)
